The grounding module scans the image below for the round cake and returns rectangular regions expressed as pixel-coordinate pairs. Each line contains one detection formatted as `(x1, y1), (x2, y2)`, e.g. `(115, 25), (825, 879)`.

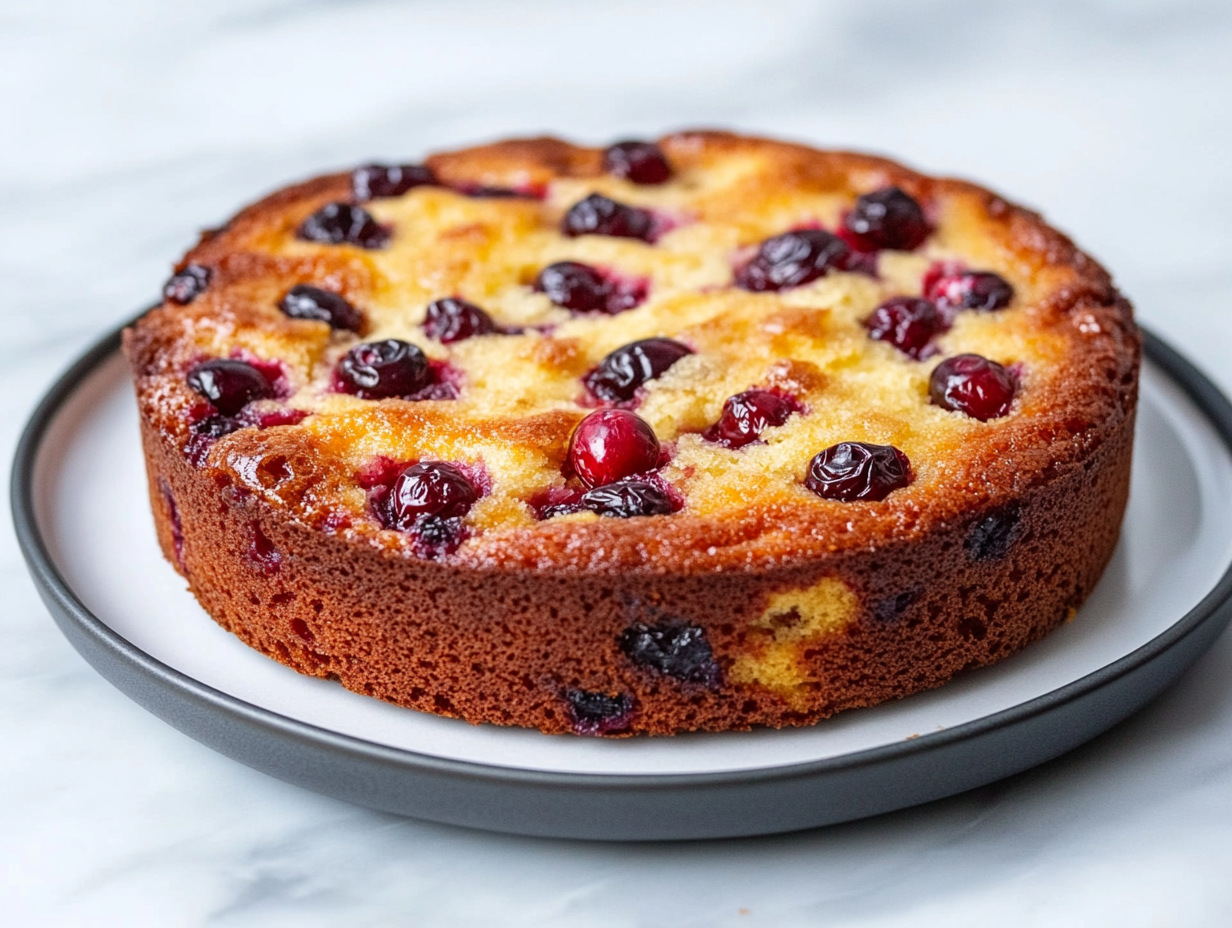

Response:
(124, 131), (1139, 736)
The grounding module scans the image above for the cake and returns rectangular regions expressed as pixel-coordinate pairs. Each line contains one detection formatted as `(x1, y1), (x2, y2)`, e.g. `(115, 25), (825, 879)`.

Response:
(123, 132), (1139, 736)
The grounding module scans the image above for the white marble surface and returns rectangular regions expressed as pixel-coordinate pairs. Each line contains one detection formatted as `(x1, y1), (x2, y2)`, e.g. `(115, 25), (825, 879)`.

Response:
(4, 0), (1232, 924)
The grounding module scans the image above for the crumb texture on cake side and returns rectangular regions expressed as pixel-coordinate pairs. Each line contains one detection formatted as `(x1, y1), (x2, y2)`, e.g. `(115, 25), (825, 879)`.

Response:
(124, 131), (1139, 735)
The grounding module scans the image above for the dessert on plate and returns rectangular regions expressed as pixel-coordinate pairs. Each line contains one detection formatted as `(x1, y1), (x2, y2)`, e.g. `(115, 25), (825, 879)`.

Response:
(124, 132), (1139, 735)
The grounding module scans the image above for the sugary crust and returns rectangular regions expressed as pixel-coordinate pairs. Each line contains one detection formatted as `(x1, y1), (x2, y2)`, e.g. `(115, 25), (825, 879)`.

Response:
(125, 132), (1139, 734)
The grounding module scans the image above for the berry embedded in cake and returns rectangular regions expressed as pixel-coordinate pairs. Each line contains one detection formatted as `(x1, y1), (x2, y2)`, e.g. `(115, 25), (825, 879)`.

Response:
(127, 132), (1139, 737)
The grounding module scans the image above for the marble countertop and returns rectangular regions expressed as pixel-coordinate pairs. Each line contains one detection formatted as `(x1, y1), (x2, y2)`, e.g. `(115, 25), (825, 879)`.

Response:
(5, 1), (1232, 924)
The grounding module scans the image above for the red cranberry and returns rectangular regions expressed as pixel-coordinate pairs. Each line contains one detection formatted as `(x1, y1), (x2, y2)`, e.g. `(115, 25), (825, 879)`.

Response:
(567, 409), (660, 488)
(562, 193), (655, 242)
(619, 621), (719, 687)
(581, 479), (675, 518)
(164, 264), (211, 304)
(337, 339), (431, 399)
(805, 442), (912, 502)
(534, 261), (609, 313)
(926, 269), (1014, 312)
(392, 462), (478, 525)
(703, 389), (796, 448)
(929, 354), (1016, 420)
(298, 203), (389, 249)
(863, 296), (947, 359)
(735, 229), (852, 291)
(352, 163), (436, 201)
(423, 297), (497, 343)
(603, 141), (671, 184)
(565, 689), (634, 736)
(187, 359), (272, 415)
(583, 338), (692, 402)
(842, 187), (930, 251)
(278, 284), (363, 332)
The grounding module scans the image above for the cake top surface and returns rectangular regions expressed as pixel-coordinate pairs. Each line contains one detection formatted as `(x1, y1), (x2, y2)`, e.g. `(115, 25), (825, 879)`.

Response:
(125, 131), (1138, 573)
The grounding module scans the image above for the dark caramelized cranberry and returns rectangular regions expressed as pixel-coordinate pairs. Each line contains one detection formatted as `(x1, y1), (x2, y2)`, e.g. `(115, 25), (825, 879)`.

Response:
(423, 297), (497, 343)
(534, 261), (609, 313)
(567, 409), (660, 487)
(297, 202), (389, 249)
(843, 187), (930, 251)
(191, 415), (244, 439)
(583, 338), (692, 402)
(278, 284), (363, 332)
(351, 163), (435, 201)
(565, 689), (634, 736)
(337, 339), (431, 399)
(619, 621), (719, 686)
(562, 193), (655, 242)
(411, 515), (466, 557)
(392, 462), (478, 524)
(735, 229), (851, 291)
(581, 479), (674, 518)
(929, 354), (1016, 421)
(187, 359), (272, 415)
(703, 389), (796, 448)
(966, 504), (1022, 561)
(863, 296), (946, 359)
(603, 141), (671, 184)
(926, 270), (1014, 312)
(805, 442), (911, 502)
(164, 264), (211, 304)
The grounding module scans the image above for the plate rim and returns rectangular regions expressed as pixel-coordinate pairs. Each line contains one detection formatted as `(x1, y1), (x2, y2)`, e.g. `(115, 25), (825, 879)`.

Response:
(12, 319), (1232, 833)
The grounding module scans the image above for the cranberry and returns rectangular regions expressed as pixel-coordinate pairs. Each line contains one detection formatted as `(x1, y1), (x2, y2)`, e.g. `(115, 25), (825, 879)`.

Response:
(929, 353), (1016, 420)
(567, 409), (660, 487)
(278, 284), (363, 332)
(966, 504), (1022, 561)
(583, 338), (692, 403)
(842, 187), (930, 251)
(562, 193), (655, 242)
(297, 203), (389, 249)
(392, 462), (478, 525)
(603, 141), (671, 184)
(735, 229), (851, 291)
(581, 479), (674, 518)
(423, 297), (497, 343)
(703, 389), (796, 448)
(187, 359), (272, 415)
(534, 261), (609, 313)
(410, 515), (467, 558)
(191, 415), (244, 439)
(863, 296), (947, 359)
(530, 487), (586, 520)
(337, 339), (431, 399)
(352, 163), (435, 201)
(926, 269), (1014, 312)
(619, 621), (719, 687)
(164, 264), (211, 304)
(805, 442), (912, 502)
(565, 689), (634, 736)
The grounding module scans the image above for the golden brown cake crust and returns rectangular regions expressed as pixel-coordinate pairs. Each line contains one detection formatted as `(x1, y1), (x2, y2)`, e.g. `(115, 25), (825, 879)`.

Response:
(125, 131), (1139, 735)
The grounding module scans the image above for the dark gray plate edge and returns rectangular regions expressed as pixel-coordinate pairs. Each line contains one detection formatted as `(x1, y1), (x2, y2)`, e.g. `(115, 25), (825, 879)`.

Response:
(11, 320), (1232, 841)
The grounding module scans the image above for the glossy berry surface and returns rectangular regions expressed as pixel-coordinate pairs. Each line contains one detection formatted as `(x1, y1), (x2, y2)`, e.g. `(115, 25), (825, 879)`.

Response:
(565, 689), (634, 736)
(735, 229), (851, 291)
(929, 353), (1017, 420)
(534, 261), (610, 313)
(842, 187), (930, 251)
(352, 163), (435, 201)
(703, 389), (796, 448)
(619, 621), (720, 686)
(805, 442), (912, 502)
(278, 284), (363, 331)
(603, 141), (671, 184)
(297, 202), (389, 249)
(562, 193), (655, 241)
(580, 479), (674, 518)
(186, 359), (272, 415)
(926, 269), (1014, 312)
(567, 409), (660, 488)
(337, 339), (431, 399)
(583, 338), (692, 402)
(392, 462), (478, 525)
(863, 296), (947, 359)
(422, 297), (497, 343)
(164, 264), (211, 304)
